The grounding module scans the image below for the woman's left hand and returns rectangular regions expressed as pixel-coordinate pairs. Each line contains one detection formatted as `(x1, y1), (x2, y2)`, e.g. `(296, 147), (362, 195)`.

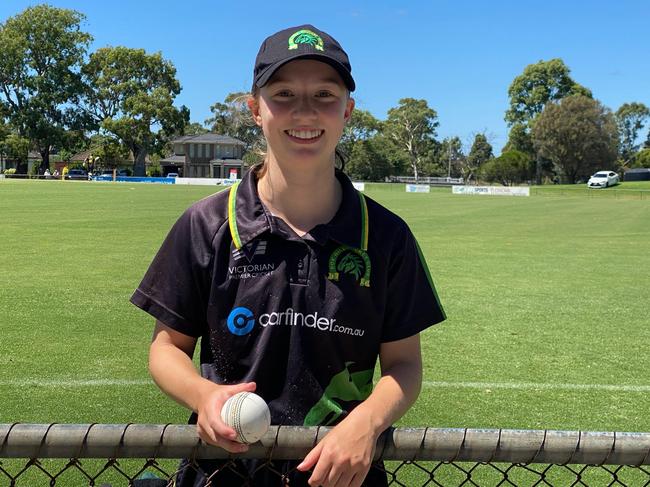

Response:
(296, 412), (379, 487)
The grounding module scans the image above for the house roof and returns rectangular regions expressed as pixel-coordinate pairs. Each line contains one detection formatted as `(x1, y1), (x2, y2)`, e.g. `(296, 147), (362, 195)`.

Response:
(71, 149), (93, 162)
(210, 158), (244, 164)
(172, 133), (246, 146)
(160, 155), (186, 164)
(70, 149), (150, 163)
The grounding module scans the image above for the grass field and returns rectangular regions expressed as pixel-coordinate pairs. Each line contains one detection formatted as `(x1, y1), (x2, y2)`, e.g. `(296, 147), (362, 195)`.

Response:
(1, 178), (649, 437)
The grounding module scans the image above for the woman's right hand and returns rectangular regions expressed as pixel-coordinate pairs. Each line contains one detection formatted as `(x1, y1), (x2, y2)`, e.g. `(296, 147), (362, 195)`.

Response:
(195, 381), (257, 453)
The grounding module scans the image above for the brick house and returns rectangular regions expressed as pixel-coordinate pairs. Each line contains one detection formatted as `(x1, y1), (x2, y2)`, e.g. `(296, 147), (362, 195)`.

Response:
(160, 134), (246, 178)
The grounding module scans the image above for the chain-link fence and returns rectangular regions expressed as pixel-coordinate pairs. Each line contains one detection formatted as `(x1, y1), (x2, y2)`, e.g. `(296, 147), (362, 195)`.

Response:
(2, 424), (650, 486)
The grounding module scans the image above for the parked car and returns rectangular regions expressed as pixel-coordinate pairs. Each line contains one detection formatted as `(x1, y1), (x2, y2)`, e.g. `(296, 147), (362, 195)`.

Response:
(95, 169), (129, 179)
(587, 171), (619, 188)
(166, 172), (179, 178)
(65, 169), (88, 180)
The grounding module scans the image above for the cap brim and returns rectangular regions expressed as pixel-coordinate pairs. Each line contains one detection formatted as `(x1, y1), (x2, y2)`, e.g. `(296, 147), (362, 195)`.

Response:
(254, 53), (355, 92)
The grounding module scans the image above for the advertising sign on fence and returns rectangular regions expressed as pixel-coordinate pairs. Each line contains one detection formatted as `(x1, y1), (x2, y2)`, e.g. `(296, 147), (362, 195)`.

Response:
(174, 178), (239, 186)
(452, 185), (530, 196)
(405, 184), (430, 193)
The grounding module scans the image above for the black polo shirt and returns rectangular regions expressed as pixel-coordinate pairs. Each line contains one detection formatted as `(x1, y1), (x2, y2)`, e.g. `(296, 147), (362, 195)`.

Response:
(131, 169), (445, 427)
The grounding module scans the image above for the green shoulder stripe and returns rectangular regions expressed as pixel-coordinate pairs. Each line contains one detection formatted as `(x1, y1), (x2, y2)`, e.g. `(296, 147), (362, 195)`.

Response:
(228, 182), (243, 250)
(358, 192), (368, 251)
(414, 238), (445, 317)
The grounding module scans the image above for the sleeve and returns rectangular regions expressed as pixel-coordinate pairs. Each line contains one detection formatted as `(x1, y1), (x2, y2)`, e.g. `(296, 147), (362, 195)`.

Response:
(130, 206), (216, 337)
(381, 225), (446, 342)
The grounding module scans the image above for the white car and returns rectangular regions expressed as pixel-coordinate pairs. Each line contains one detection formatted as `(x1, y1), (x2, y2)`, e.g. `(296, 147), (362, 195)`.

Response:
(587, 171), (619, 188)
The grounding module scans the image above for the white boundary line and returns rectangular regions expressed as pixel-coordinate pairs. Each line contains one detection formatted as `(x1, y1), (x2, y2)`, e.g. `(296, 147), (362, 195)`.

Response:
(1, 379), (649, 393)
(423, 381), (650, 393)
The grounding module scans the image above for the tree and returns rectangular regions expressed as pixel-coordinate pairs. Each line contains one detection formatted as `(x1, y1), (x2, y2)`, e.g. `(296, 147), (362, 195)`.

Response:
(86, 133), (130, 168)
(632, 149), (650, 168)
(81, 46), (189, 176)
(505, 59), (592, 126)
(340, 109), (380, 152)
(503, 123), (535, 158)
(0, 133), (30, 168)
(464, 134), (493, 182)
(345, 139), (392, 181)
(339, 109), (392, 180)
(183, 122), (209, 135)
(480, 150), (532, 186)
(532, 95), (618, 183)
(615, 102), (650, 163)
(0, 5), (92, 172)
(205, 92), (262, 152)
(436, 137), (465, 179)
(384, 98), (439, 181)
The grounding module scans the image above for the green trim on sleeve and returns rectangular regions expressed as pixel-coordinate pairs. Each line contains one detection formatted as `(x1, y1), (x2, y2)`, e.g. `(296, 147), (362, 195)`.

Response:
(414, 238), (446, 319)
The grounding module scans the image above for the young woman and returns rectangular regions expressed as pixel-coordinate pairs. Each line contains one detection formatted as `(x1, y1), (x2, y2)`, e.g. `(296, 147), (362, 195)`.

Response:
(132, 24), (445, 487)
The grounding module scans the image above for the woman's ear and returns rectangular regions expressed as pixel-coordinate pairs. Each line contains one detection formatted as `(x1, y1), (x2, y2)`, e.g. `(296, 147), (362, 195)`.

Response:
(247, 96), (263, 127)
(344, 97), (355, 123)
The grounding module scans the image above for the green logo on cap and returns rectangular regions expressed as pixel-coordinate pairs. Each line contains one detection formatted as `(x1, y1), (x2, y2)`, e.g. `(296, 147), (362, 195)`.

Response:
(288, 29), (324, 51)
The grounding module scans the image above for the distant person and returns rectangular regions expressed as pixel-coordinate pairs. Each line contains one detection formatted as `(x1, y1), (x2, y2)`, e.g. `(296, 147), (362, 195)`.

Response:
(132, 24), (445, 487)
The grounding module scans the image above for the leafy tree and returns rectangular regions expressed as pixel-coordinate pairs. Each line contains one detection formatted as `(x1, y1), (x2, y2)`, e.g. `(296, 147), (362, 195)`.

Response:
(438, 136), (466, 178)
(532, 95), (618, 183)
(86, 133), (130, 168)
(205, 92), (261, 152)
(81, 46), (189, 176)
(503, 123), (535, 158)
(615, 102), (650, 163)
(1, 133), (30, 167)
(0, 5), (92, 172)
(505, 59), (592, 127)
(184, 122), (209, 135)
(345, 139), (392, 181)
(0, 119), (8, 140)
(338, 109), (388, 179)
(480, 150), (532, 186)
(384, 98), (439, 181)
(464, 134), (493, 182)
(340, 109), (380, 152)
(631, 149), (650, 168)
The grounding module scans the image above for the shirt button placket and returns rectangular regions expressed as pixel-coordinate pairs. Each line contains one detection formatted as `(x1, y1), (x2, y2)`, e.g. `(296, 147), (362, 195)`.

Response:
(297, 249), (310, 285)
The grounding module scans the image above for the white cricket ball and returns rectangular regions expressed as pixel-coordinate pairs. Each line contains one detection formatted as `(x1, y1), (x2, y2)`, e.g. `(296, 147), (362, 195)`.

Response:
(220, 392), (271, 444)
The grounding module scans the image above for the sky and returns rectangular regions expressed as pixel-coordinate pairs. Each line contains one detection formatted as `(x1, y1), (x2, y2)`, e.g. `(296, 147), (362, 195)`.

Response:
(1, 0), (649, 152)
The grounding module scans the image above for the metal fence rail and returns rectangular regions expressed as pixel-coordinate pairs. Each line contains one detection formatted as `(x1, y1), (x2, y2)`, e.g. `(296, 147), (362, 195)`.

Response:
(3, 424), (650, 486)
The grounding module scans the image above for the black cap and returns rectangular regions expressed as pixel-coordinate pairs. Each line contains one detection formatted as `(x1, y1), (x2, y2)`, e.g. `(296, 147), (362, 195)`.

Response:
(252, 24), (355, 92)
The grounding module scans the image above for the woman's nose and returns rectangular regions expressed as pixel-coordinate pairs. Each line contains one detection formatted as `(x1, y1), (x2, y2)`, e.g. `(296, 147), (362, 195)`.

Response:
(292, 95), (317, 118)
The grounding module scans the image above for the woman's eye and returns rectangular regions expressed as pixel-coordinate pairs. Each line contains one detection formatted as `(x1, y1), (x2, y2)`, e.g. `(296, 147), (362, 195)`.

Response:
(275, 90), (292, 97)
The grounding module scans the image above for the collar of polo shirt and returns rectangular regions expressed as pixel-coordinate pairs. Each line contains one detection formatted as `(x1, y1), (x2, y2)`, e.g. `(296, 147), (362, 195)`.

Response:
(228, 169), (368, 251)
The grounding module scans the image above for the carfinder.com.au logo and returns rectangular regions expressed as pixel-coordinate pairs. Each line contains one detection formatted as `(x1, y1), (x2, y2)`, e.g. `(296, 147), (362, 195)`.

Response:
(227, 307), (255, 335)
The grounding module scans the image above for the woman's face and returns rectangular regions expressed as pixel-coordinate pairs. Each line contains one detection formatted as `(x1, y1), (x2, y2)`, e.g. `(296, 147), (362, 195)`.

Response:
(249, 59), (354, 171)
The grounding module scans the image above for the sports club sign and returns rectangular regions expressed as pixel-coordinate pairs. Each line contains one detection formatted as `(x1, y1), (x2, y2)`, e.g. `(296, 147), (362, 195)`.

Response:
(452, 186), (530, 197)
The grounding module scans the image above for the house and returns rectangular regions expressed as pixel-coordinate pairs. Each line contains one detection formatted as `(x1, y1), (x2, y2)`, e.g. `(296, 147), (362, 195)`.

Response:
(1, 151), (42, 174)
(68, 149), (150, 174)
(160, 134), (246, 178)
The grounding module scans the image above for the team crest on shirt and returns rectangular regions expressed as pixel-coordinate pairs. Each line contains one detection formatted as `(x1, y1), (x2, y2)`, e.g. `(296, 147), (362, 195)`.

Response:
(229, 240), (275, 280)
(232, 240), (267, 262)
(327, 245), (371, 287)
